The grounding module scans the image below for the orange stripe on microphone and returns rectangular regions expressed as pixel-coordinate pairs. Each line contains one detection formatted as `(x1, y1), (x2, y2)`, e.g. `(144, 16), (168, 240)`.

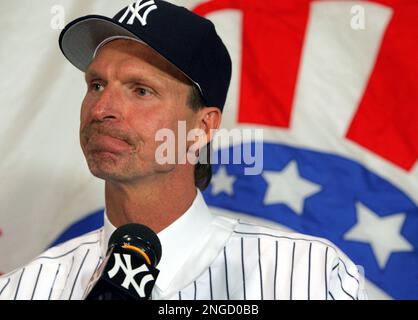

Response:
(122, 244), (151, 265)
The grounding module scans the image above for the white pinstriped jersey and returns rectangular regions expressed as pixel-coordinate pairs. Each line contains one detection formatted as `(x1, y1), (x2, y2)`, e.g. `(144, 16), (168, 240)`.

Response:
(0, 190), (367, 300)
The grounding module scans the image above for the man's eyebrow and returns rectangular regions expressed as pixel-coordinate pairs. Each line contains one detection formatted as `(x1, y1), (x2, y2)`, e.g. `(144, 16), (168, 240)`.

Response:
(124, 75), (151, 84)
(122, 73), (166, 90)
(84, 69), (103, 81)
(85, 70), (152, 83)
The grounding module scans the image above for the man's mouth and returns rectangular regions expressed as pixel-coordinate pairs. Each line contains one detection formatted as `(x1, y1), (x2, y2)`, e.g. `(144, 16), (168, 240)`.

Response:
(82, 124), (137, 154)
(87, 133), (133, 154)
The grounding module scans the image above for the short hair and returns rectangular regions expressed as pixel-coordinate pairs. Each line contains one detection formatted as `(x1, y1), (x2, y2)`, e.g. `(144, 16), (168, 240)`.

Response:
(187, 85), (213, 191)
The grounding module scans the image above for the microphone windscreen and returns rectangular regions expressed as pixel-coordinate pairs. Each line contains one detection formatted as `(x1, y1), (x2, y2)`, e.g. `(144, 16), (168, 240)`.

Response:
(108, 223), (162, 267)
(84, 223), (162, 300)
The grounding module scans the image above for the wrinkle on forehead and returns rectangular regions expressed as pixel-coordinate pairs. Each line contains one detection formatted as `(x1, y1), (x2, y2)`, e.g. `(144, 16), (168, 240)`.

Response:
(87, 39), (191, 86)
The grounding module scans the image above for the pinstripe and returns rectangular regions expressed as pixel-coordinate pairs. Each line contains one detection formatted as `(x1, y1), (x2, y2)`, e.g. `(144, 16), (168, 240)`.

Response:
(92, 257), (103, 274)
(223, 247), (230, 300)
(69, 249), (90, 300)
(64, 256), (75, 285)
(0, 278), (10, 296)
(258, 238), (263, 300)
(325, 247), (329, 300)
(274, 241), (278, 300)
(233, 231), (333, 248)
(308, 243), (312, 300)
(13, 268), (25, 300)
(241, 237), (246, 300)
(337, 273), (355, 300)
(81, 256), (103, 298)
(209, 267), (213, 300)
(36, 240), (99, 260)
(48, 264), (61, 300)
(290, 242), (295, 300)
(193, 281), (197, 300)
(31, 264), (43, 300)
(339, 259), (360, 285)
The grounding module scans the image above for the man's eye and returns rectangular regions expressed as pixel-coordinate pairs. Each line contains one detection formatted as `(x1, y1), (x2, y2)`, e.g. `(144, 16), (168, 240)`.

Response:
(91, 83), (104, 92)
(135, 87), (152, 97)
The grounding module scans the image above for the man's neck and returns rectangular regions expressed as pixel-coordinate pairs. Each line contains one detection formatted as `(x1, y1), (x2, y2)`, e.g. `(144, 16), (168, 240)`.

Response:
(104, 171), (198, 234)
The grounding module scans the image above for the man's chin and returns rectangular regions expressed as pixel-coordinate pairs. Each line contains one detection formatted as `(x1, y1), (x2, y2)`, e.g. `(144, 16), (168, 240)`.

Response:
(86, 156), (131, 182)
(89, 167), (133, 183)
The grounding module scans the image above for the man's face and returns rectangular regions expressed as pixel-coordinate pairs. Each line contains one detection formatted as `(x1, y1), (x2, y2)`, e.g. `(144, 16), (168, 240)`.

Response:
(80, 39), (197, 184)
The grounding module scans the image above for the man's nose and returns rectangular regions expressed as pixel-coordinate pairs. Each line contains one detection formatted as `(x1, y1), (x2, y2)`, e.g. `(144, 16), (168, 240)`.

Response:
(90, 86), (121, 122)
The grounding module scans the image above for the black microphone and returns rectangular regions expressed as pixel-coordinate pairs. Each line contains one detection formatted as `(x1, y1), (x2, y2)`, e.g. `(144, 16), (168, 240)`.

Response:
(84, 223), (162, 300)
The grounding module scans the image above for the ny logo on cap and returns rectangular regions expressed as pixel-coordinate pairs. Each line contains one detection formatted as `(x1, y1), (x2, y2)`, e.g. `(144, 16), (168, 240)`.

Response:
(119, 0), (158, 26)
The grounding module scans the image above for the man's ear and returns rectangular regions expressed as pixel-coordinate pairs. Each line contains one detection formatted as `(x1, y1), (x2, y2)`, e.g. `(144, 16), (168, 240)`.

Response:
(187, 107), (222, 159)
(199, 107), (222, 140)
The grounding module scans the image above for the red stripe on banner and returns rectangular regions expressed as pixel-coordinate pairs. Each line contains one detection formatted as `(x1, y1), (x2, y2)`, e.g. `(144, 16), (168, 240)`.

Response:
(194, 0), (310, 128)
(346, 2), (418, 171)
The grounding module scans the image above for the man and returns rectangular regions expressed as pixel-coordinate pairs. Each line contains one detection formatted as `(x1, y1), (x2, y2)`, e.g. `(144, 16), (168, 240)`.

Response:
(0, 0), (367, 300)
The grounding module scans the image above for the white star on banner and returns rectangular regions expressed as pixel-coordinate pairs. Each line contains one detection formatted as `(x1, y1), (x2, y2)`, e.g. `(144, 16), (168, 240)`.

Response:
(262, 161), (322, 215)
(344, 202), (414, 269)
(211, 166), (236, 196)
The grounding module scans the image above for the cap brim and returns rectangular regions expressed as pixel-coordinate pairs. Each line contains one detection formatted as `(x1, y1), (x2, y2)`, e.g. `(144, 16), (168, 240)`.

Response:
(59, 15), (203, 94)
(59, 15), (143, 72)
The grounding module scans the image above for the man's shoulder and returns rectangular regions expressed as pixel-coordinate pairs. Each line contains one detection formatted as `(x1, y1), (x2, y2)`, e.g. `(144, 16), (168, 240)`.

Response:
(1, 228), (103, 280)
(218, 217), (367, 300)
(223, 216), (359, 264)
(38, 227), (103, 260)
(0, 228), (103, 300)
(211, 208), (339, 253)
(230, 218), (337, 250)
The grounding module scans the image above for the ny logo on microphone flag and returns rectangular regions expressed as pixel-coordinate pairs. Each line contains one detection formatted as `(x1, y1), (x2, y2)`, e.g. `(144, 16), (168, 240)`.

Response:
(108, 253), (154, 298)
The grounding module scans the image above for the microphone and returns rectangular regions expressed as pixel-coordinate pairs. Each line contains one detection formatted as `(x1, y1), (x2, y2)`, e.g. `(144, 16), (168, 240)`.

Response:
(84, 223), (162, 300)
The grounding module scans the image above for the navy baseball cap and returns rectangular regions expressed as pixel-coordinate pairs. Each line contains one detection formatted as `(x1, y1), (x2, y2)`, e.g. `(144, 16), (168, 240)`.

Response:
(59, 0), (232, 111)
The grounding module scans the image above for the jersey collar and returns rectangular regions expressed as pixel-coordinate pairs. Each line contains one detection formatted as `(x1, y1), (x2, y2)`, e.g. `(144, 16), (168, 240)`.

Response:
(102, 189), (218, 294)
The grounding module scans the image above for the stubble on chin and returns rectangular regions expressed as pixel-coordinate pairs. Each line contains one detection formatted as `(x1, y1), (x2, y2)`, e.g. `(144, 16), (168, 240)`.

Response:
(85, 151), (135, 182)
